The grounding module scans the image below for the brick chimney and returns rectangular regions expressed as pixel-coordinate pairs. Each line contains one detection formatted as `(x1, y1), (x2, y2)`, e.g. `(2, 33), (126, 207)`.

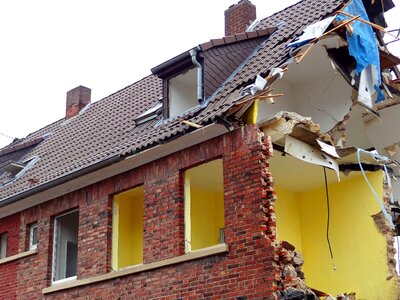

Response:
(225, 0), (256, 36)
(66, 86), (91, 118)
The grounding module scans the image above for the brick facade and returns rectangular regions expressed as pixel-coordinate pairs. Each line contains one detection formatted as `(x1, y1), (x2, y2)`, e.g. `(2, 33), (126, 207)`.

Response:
(0, 214), (20, 300)
(0, 125), (279, 299)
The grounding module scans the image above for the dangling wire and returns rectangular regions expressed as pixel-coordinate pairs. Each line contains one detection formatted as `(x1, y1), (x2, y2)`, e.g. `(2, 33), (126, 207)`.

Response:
(0, 132), (15, 140)
(324, 167), (337, 271)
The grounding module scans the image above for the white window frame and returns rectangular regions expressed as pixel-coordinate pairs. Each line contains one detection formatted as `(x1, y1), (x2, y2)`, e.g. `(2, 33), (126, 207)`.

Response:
(52, 210), (79, 284)
(29, 223), (38, 250)
(0, 233), (7, 259)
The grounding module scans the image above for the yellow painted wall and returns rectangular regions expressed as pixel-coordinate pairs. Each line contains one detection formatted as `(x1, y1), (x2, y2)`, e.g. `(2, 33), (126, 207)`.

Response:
(112, 186), (144, 269)
(275, 172), (398, 299)
(274, 186), (303, 252)
(191, 188), (224, 250)
(243, 99), (259, 125)
(185, 159), (224, 251)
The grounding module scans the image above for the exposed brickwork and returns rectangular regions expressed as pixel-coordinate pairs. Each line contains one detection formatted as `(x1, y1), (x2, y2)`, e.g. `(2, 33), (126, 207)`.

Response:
(0, 125), (281, 299)
(0, 214), (20, 300)
(225, 0), (256, 36)
(65, 85), (91, 119)
(372, 174), (400, 297)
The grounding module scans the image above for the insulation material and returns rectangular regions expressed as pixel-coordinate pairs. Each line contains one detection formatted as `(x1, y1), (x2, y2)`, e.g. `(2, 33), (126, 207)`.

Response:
(284, 136), (340, 180)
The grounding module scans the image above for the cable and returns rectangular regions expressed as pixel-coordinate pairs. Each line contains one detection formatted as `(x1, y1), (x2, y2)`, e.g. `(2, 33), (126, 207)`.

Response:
(323, 167), (337, 271)
(357, 148), (395, 229)
(0, 132), (15, 140)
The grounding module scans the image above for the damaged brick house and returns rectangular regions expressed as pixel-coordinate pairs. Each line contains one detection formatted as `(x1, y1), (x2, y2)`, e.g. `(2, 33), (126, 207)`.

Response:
(1, 0), (400, 298)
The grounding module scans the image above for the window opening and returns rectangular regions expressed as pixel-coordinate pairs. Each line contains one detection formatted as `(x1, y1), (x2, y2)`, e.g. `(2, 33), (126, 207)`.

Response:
(112, 186), (144, 270)
(52, 210), (79, 283)
(168, 67), (199, 118)
(184, 159), (224, 252)
(29, 223), (38, 250)
(0, 233), (7, 259)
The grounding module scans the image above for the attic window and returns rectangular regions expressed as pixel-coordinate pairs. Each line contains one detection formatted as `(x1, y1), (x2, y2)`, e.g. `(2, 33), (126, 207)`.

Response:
(0, 156), (39, 186)
(151, 49), (203, 119)
(134, 101), (163, 125)
(0, 161), (25, 176)
(168, 67), (200, 118)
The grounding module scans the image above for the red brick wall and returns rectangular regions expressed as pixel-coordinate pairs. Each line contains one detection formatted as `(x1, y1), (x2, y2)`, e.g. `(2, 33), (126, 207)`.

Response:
(0, 214), (20, 300)
(225, 0), (256, 36)
(3, 125), (277, 299)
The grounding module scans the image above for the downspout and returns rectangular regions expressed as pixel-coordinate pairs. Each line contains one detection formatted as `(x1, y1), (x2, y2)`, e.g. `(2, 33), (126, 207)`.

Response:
(189, 49), (203, 103)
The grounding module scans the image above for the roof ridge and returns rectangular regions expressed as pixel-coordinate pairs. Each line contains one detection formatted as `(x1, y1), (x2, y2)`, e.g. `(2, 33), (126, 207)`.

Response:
(0, 137), (45, 157)
(199, 27), (276, 51)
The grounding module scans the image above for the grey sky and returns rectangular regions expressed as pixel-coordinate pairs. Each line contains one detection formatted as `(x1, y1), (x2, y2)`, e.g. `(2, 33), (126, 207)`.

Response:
(0, 0), (399, 147)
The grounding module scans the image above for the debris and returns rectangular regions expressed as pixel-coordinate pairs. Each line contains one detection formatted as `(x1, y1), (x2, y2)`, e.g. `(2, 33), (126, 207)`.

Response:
(250, 75), (267, 95)
(336, 0), (384, 103)
(285, 136), (340, 181)
(180, 120), (203, 129)
(281, 240), (296, 251)
(287, 16), (336, 48)
(317, 140), (340, 158)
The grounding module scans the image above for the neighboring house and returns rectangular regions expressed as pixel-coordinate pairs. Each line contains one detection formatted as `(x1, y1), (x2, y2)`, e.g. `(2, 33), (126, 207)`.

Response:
(1, 0), (400, 299)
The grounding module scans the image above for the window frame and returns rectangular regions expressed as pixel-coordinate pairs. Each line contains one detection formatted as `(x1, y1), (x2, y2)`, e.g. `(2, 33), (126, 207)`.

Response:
(29, 223), (38, 250)
(51, 209), (79, 284)
(0, 232), (7, 259)
(184, 159), (225, 253)
(112, 186), (144, 270)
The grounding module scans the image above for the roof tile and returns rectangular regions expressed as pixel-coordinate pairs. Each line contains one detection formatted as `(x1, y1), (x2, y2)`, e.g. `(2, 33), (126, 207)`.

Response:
(0, 0), (345, 203)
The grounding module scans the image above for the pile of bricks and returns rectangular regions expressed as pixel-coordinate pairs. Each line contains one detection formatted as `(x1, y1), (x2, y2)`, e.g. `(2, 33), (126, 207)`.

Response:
(275, 240), (317, 300)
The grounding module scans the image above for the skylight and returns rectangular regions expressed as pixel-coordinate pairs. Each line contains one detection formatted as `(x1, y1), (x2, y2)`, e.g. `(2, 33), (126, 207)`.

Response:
(134, 101), (163, 125)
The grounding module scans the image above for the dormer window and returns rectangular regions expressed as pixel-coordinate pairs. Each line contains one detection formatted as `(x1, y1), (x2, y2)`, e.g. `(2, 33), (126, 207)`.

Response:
(168, 67), (200, 118)
(151, 28), (276, 120)
(152, 49), (203, 120)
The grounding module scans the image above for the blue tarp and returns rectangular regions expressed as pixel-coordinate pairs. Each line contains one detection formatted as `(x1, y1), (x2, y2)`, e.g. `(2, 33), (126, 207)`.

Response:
(336, 0), (384, 102)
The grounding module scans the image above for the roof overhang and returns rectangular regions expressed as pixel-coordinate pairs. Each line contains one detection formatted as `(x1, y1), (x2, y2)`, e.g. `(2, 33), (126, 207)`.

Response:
(0, 123), (229, 218)
(151, 49), (196, 79)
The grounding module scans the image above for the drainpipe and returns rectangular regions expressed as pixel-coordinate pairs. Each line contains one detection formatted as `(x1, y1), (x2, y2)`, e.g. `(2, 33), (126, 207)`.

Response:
(189, 49), (203, 103)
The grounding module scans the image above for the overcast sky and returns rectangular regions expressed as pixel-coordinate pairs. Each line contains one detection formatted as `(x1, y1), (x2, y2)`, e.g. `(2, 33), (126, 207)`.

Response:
(0, 0), (399, 147)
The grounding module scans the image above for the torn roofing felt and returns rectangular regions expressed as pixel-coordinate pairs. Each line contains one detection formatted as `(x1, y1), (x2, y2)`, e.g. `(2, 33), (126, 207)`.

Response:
(0, 0), (346, 204)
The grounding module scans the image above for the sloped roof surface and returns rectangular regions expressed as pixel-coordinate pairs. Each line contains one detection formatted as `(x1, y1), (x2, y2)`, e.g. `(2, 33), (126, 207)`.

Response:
(0, 0), (344, 203)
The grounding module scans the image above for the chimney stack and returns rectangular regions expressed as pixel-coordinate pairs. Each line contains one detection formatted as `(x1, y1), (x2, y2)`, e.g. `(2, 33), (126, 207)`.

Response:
(66, 86), (91, 119)
(225, 0), (256, 36)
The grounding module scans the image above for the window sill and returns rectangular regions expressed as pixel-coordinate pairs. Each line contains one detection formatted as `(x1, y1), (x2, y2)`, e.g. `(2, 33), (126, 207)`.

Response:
(0, 248), (38, 265)
(42, 243), (228, 294)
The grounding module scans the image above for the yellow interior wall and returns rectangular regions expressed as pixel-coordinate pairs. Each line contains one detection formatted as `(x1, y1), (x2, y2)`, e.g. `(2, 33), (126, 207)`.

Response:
(112, 186), (144, 269)
(243, 99), (259, 125)
(185, 159), (224, 251)
(275, 172), (398, 299)
(191, 188), (224, 250)
(274, 186), (303, 252)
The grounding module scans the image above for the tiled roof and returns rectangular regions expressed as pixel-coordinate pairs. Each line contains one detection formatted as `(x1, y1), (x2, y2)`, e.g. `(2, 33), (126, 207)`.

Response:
(0, 0), (345, 203)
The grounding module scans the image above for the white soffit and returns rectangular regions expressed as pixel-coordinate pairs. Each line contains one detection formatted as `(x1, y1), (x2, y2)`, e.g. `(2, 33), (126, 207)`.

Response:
(266, 43), (353, 133)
